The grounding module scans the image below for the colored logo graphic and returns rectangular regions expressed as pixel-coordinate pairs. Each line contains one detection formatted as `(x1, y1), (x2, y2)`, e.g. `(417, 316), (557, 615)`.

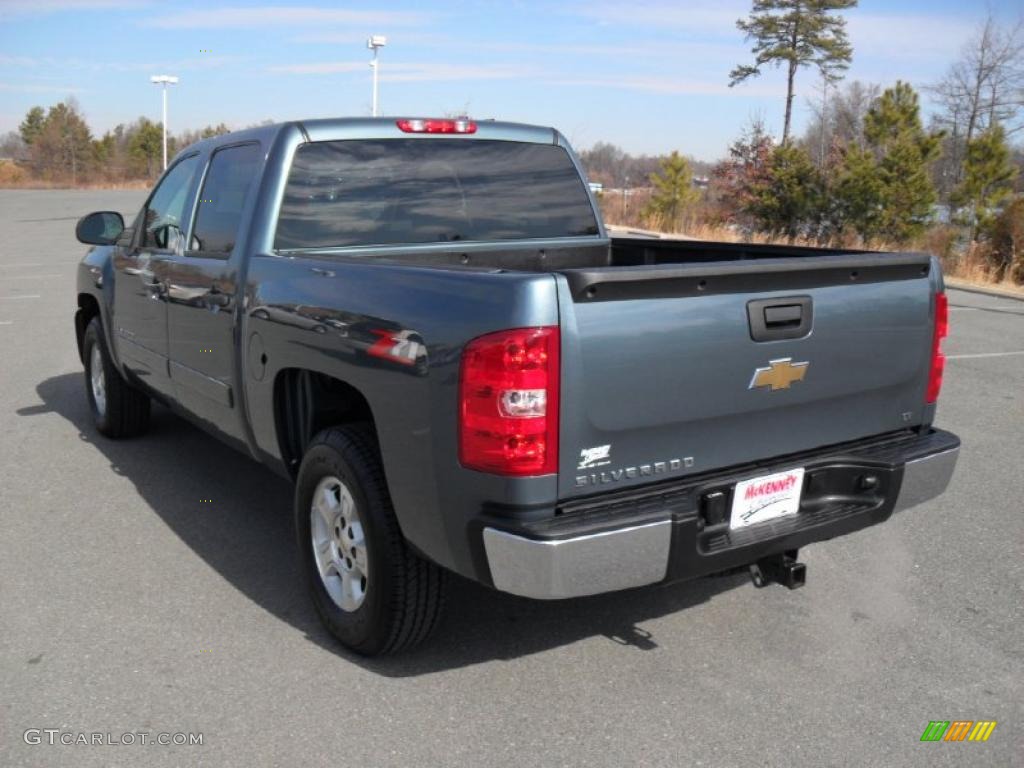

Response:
(749, 357), (809, 391)
(920, 720), (997, 742)
(367, 329), (424, 367)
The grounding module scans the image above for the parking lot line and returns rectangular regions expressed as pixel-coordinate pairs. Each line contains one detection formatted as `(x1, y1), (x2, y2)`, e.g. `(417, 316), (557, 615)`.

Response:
(0, 294), (41, 300)
(0, 274), (62, 280)
(947, 351), (1024, 360)
(950, 305), (1023, 312)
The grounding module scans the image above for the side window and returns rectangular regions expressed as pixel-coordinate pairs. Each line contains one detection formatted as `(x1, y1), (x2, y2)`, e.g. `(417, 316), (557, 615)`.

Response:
(143, 154), (200, 251)
(188, 143), (262, 257)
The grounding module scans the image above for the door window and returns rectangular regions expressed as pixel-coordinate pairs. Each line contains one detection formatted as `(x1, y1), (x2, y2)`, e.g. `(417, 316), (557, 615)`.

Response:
(188, 143), (262, 257)
(142, 154), (200, 251)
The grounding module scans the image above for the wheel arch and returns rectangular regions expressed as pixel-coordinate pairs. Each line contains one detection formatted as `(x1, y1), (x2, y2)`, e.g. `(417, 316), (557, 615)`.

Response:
(75, 292), (102, 363)
(272, 367), (378, 480)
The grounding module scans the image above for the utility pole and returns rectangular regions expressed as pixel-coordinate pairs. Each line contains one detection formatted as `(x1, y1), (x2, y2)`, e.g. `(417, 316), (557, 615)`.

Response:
(150, 75), (179, 170)
(367, 36), (387, 116)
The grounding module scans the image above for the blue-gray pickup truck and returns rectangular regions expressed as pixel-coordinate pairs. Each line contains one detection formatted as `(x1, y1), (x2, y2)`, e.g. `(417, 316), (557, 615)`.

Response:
(74, 117), (960, 654)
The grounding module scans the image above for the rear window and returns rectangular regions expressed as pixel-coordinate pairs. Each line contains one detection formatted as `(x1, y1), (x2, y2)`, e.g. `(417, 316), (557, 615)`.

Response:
(274, 139), (599, 250)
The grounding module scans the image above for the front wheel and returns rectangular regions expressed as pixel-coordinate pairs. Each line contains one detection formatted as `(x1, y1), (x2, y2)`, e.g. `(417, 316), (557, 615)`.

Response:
(295, 425), (446, 655)
(82, 317), (150, 438)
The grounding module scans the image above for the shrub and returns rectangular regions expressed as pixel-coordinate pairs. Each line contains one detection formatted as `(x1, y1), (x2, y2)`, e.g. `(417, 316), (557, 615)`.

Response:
(986, 196), (1024, 283)
(0, 160), (26, 186)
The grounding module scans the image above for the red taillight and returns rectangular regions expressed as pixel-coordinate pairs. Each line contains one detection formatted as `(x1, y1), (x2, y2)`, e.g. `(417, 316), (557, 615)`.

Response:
(459, 327), (559, 476)
(926, 292), (948, 403)
(396, 118), (477, 134)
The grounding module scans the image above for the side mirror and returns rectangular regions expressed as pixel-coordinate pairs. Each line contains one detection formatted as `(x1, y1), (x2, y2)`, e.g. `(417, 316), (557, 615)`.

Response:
(76, 211), (125, 245)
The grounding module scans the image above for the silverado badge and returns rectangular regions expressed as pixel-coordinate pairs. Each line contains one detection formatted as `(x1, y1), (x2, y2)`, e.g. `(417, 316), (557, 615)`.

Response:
(749, 358), (809, 391)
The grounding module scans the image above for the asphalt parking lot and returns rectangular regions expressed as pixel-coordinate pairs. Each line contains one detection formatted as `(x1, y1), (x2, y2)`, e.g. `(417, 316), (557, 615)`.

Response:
(1, 189), (1021, 767)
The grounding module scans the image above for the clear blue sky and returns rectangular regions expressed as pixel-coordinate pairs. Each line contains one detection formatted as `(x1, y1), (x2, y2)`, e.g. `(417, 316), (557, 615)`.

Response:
(0, 0), (1019, 161)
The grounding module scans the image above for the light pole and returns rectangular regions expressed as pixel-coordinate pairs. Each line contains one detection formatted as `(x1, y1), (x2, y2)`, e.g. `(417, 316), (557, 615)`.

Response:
(150, 74), (178, 170)
(367, 35), (387, 116)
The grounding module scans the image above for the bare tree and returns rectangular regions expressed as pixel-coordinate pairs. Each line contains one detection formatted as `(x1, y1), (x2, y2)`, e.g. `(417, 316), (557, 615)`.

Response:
(928, 14), (1023, 200)
(830, 81), (880, 148)
(806, 73), (833, 168)
(0, 131), (27, 161)
(801, 80), (880, 168)
(929, 14), (1024, 153)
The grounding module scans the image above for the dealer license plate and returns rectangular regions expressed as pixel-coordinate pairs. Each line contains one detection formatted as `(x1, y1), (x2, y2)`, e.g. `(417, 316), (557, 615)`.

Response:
(729, 468), (806, 530)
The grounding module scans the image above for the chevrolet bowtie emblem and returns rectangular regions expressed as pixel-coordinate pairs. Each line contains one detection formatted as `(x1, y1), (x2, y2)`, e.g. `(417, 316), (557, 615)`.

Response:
(749, 358), (809, 391)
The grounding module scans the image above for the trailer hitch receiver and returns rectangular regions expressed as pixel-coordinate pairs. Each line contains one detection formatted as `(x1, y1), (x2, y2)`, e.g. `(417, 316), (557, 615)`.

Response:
(749, 552), (806, 590)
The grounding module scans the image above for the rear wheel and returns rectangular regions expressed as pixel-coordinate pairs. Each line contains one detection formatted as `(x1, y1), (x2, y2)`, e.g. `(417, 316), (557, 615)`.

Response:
(295, 424), (446, 655)
(82, 317), (150, 438)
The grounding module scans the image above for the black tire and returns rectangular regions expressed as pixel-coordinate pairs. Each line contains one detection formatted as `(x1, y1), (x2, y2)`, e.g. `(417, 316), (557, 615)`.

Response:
(295, 424), (446, 655)
(82, 316), (150, 438)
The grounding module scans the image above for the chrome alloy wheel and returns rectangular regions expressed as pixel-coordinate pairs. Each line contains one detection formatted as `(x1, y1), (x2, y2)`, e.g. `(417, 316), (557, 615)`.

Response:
(310, 476), (369, 612)
(89, 344), (107, 417)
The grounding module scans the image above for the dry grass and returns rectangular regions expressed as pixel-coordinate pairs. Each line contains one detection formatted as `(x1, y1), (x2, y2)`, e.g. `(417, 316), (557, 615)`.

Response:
(0, 178), (152, 190)
(945, 275), (1024, 296)
(0, 161), (153, 190)
(0, 160), (27, 185)
(940, 246), (1024, 292)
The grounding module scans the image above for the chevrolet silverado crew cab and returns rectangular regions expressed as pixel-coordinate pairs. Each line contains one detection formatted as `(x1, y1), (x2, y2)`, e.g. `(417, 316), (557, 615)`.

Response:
(74, 117), (960, 655)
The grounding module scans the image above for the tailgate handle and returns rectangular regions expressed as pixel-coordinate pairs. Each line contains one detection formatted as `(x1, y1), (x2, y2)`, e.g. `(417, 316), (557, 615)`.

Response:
(764, 304), (803, 326)
(748, 296), (812, 342)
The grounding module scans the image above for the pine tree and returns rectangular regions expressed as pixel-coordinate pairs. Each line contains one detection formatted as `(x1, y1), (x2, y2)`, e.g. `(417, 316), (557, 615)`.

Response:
(30, 101), (94, 183)
(644, 151), (700, 232)
(730, 0), (858, 144)
(92, 132), (116, 166)
(128, 118), (164, 177)
(747, 143), (823, 240)
(833, 144), (883, 242)
(862, 82), (942, 243)
(19, 107), (45, 147)
(953, 124), (1017, 239)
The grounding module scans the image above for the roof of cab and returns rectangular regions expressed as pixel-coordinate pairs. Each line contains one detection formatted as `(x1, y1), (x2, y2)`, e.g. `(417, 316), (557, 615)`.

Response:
(175, 116), (558, 162)
(298, 117), (558, 145)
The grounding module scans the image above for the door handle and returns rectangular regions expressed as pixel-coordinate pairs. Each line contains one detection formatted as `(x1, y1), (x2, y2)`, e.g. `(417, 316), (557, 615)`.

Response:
(747, 296), (813, 342)
(764, 304), (803, 327)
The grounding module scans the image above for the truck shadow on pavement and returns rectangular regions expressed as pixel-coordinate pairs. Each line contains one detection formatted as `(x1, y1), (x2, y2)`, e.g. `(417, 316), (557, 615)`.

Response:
(22, 373), (747, 675)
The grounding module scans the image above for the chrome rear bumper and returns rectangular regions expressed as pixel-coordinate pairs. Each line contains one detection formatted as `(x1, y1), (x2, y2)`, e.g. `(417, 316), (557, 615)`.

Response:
(483, 521), (671, 600)
(892, 445), (959, 513)
(484, 439), (959, 600)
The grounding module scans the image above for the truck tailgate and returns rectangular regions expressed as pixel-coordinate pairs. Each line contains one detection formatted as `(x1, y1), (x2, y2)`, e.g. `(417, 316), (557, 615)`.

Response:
(556, 252), (938, 499)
